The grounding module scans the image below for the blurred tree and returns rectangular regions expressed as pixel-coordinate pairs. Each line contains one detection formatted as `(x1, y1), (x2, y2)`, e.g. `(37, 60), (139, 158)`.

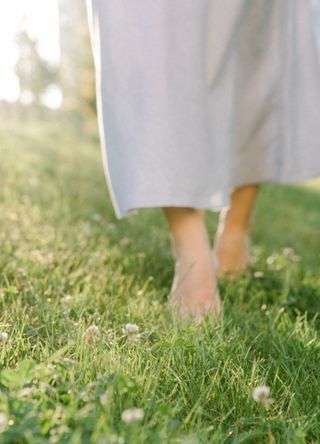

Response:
(58, 0), (96, 118)
(15, 29), (59, 109)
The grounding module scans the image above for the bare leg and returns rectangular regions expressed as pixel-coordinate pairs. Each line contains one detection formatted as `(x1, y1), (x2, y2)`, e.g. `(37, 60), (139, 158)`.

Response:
(213, 185), (259, 278)
(163, 207), (222, 320)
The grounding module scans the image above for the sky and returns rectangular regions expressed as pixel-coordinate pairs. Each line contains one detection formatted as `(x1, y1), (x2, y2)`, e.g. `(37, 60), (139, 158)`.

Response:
(0, 0), (60, 104)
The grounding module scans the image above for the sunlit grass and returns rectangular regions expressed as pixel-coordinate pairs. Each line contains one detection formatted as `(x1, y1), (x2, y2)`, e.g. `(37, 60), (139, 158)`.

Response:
(0, 119), (320, 443)
(303, 178), (320, 190)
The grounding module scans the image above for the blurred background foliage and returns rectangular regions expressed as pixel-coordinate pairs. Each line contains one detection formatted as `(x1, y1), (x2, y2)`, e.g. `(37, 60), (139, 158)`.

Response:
(58, 0), (96, 118)
(0, 0), (96, 124)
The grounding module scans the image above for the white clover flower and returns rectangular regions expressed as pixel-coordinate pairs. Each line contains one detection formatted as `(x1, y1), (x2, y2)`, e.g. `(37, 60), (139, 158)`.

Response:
(121, 408), (144, 424)
(254, 271), (264, 278)
(125, 323), (139, 335)
(282, 247), (301, 263)
(17, 387), (33, 397)
(99, 391), (109, 406)
(266, 255), (276, 265)
(252, 385), (270, 401)
(0, 412), (8, 433)
(86, 325), (100, 335)
(84, 325), (101, 345)
(0, 332), (8, 343)
(61, 295), (73, 304)
(252, 386), (274, 409)
(17, 267), (27, 276)
(122, 323), (140, 343)
(282, 247), (294, 257)
(106, 329), (114, 341)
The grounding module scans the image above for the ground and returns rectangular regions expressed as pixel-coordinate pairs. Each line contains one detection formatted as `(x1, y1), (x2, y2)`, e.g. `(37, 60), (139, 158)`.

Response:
(0, 119), (320, 444)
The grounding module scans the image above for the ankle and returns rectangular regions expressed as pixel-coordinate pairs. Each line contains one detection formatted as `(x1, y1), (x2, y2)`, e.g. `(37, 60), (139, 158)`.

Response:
(171, 235), (211, 262)
(220, 210), (253, 235)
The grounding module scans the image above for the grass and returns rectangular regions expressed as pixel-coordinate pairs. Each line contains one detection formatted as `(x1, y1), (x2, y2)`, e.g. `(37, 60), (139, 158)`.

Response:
(0, 118), (320, 443)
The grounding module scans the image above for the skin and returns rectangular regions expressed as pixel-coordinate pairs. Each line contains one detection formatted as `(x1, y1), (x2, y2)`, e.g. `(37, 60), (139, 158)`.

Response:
(163, 207), (222, 320)
(214, 184), (259, 279)
(163, 184), (259, 319)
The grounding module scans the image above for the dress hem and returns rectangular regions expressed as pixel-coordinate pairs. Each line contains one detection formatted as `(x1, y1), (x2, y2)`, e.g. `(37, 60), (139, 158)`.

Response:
(114, 170), (320, 220)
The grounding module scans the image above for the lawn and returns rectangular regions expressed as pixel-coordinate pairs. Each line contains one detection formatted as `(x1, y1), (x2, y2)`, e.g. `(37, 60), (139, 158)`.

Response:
(0, 119), (320, 443)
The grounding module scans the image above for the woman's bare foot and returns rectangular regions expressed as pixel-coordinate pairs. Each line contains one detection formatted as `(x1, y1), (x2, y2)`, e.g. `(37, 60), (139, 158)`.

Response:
(163, 207), (222, 320)
(214, 211), (251, 279)
(213, 185), (259, 279)
(169, 241), (222, 320)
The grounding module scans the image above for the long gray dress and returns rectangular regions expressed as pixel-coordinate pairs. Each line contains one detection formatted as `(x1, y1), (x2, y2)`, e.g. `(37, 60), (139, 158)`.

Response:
(86, 0), (320, 219)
